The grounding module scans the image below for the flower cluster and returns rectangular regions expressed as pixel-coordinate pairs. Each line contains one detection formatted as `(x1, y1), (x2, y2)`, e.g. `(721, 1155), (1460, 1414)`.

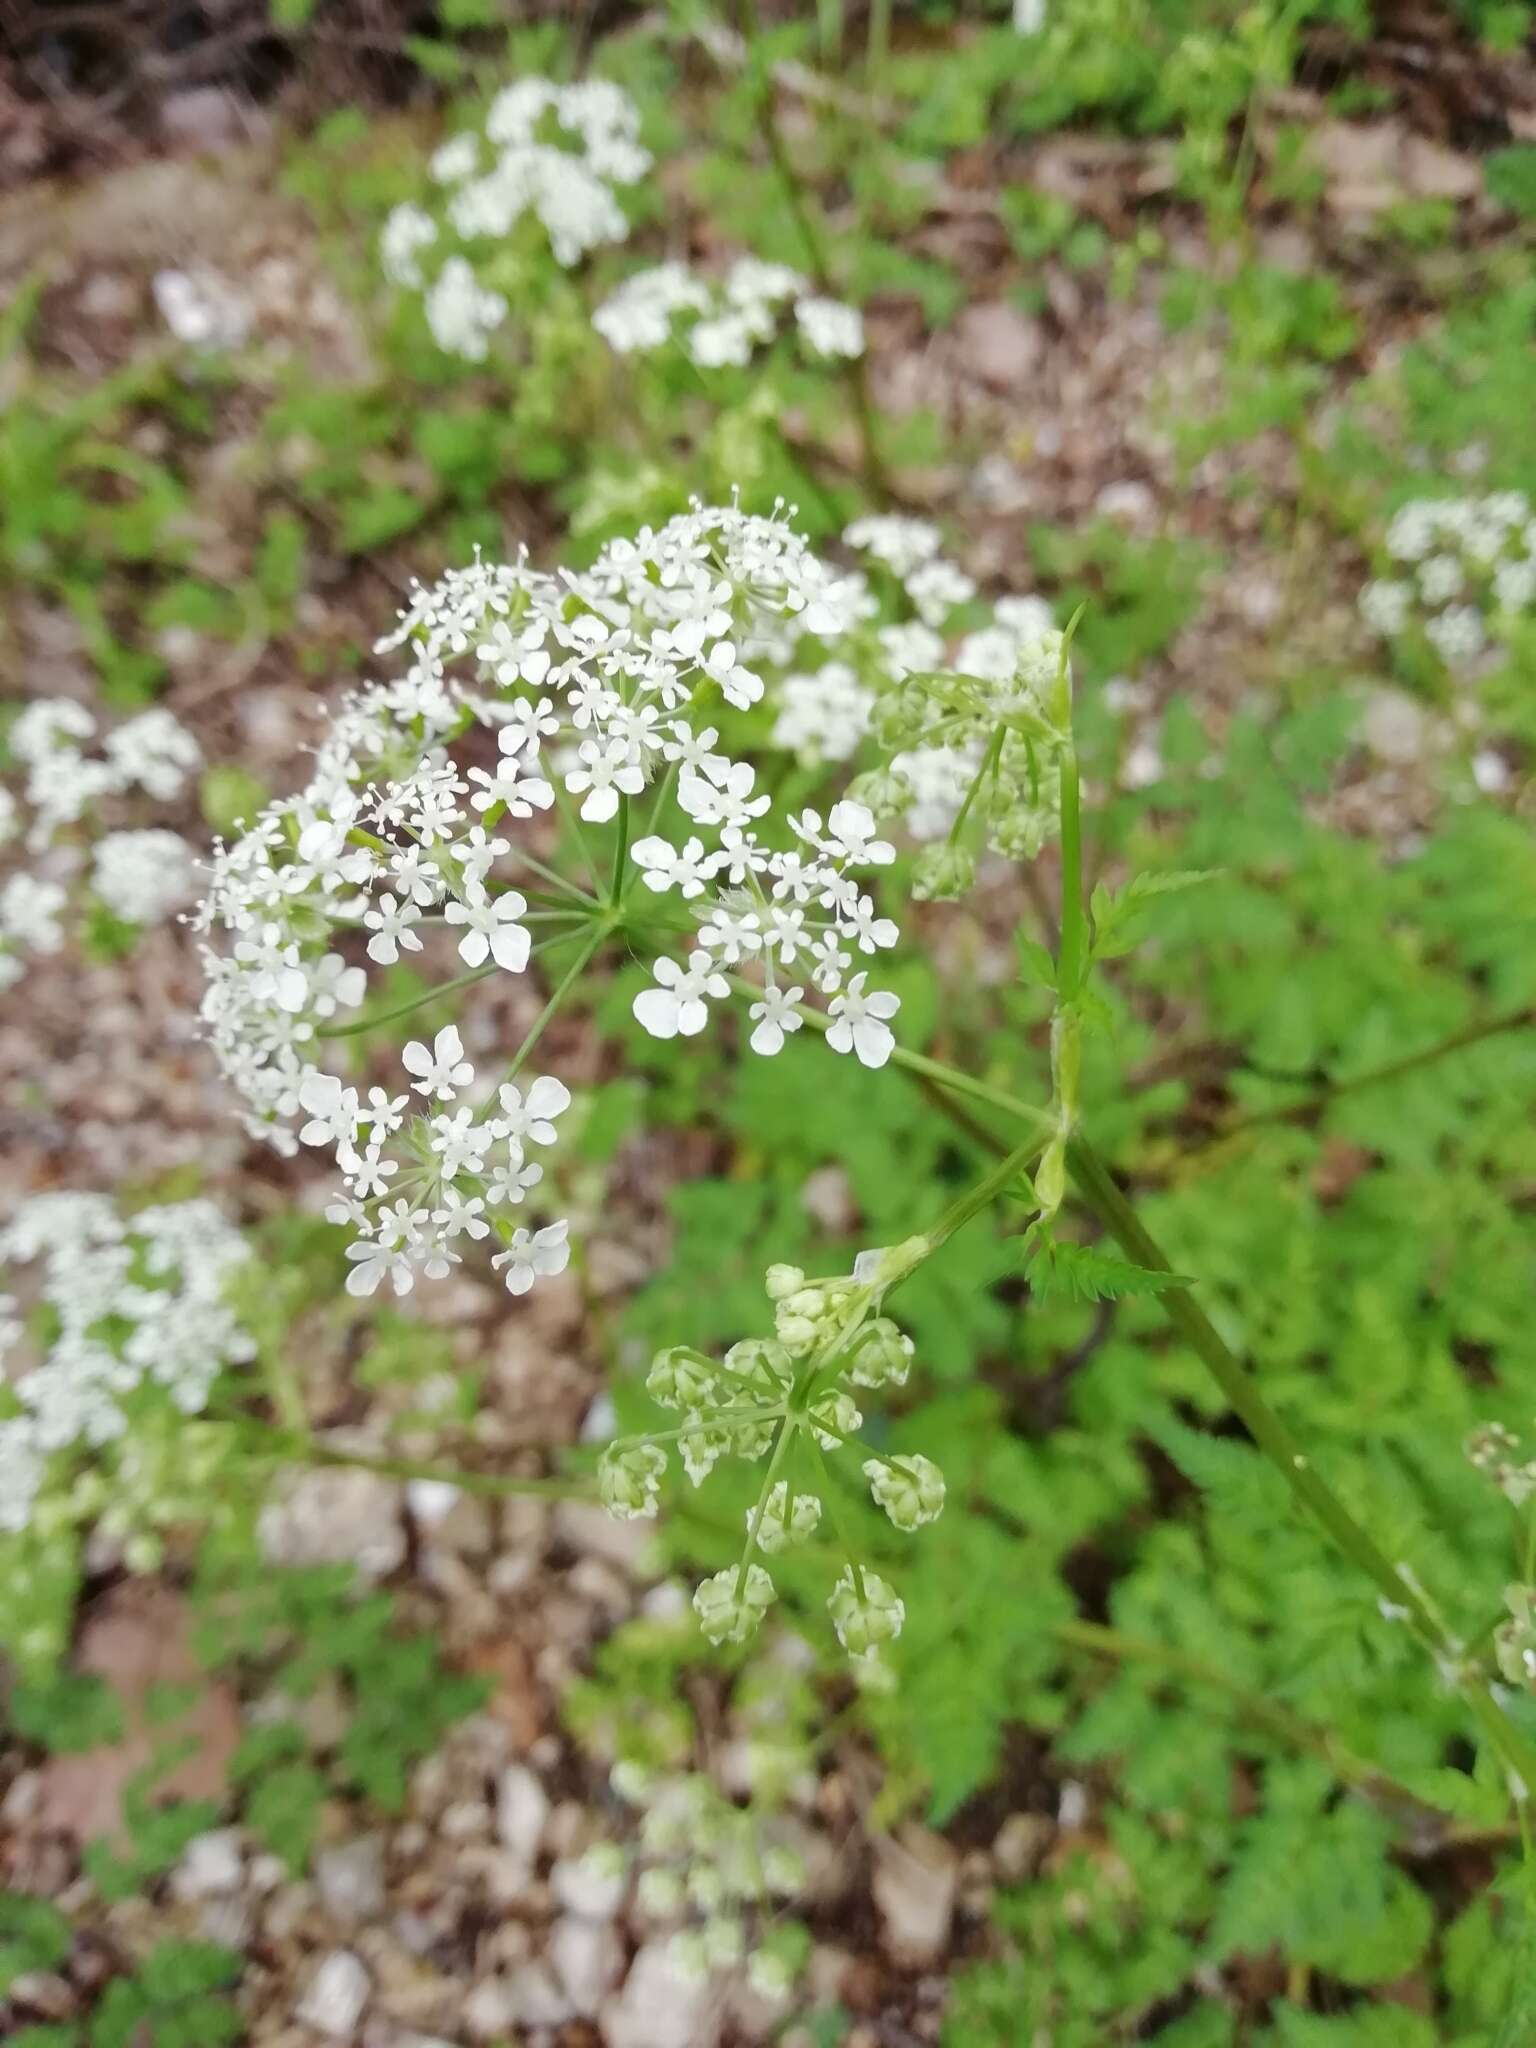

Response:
(1, 699), (201, 989)
(195, 502), (903, 1305)
(381, 77), (650, 358)
(599, 1241), (942, 1666)
(1360, 489), (1536, 672)
(604, 1761), (812, 1997)
(1466, 1420), (1536, 1507)
(766, 516), (1069, 891)
(0, 1193), (254, 1538)
(594, 255), (864, 370)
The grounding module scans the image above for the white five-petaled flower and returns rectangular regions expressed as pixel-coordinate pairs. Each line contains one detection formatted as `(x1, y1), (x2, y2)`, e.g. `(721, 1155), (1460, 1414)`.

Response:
(826, 973), (900, 1069)
(633, 952), (729, 1040)
(748, 984), (804, 1056)
(402, 1025), (474, 1100)
(492, 1219), (571, 1296)
(444, 889), (532, 972)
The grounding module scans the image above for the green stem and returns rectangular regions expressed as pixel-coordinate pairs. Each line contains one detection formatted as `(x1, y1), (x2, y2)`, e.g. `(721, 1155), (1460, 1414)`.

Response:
(501, 924), (609, 1087)
(869, 1024), (1536, 1796)
(866, 0), (892, 79)
(315, 964), (496, 1040)
(947, 724), (1005, 848)
(735, 0), (885, 500)
(1065, 1133), (1536, 1797)
(245, 1424), (590, 1500)
(1056, 1619), (1497, 1827)
(1212, 1005), (1536, 1143)
(921, 1129), (1047, 1255)
(1055, 738), (1085, 1000)
(609, 793), (631, 907)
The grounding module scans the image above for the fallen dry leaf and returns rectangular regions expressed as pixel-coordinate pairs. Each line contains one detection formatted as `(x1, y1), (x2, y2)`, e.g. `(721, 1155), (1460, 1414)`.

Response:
(33, 1581), (240, 1845)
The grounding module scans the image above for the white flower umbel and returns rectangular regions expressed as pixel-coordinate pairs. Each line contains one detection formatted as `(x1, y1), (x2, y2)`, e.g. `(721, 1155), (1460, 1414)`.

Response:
(196, 502), (903, 1304)
(0, 1194), (254, 1536)
(0, 699), (201, 986)
(595, 253), (864, 370)
(1361, 488), (1535, 674)
(381, 75), (650, 357)
(92, 829), (201, 926)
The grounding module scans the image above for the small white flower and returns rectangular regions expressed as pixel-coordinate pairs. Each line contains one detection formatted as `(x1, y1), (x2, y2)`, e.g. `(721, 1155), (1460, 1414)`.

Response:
(495, 1074), (571, 1145)
(443, 888), (531, 973)
(794, 295), (865, 360)
(825, 973), (900, 1069)
(748, 984), (804, 1056)
(633, 952), (729, 1040)
(402, 1025), (474, 1100)
(492, 1219), (571, 1296)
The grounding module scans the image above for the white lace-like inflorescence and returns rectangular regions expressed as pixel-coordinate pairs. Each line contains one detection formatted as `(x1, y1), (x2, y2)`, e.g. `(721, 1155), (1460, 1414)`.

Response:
(599, 1240), (942, 1666)
(195, 502), (904, 1306)
(1359, 489), (1536, 672)
(594, 255), (865, 369)
(381, 77), (650, 357)
(766, 516), (1069, 890)
(0, 1194), (254, 1536)
(0, 700), (201, 989)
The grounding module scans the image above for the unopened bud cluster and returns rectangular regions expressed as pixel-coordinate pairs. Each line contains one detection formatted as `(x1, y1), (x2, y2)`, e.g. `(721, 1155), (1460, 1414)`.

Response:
(1466, 1421), (1536, 1507)
(768, 516), (1073, 891)
(608, 1762), (811, 1998)
(599, 1241), (943, 1666)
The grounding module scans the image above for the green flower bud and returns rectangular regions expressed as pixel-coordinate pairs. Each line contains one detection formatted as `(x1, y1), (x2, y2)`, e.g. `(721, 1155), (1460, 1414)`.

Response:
(846, 767), (910, 816)
(764, 1263), (805, 1302)
(826, 1565), (905, 1656)
(809, 1388), (862, 1450)
(864, 1453), (946, 1531)
(637, 1866), (685, 1916)
(844, 1317), (914, 1389)
(749, 1482), (822, 1554)
(670, 1929), (710, 1983)
(723, 1337), (793, 1395)
(1496, 1585), (1536, 1689)
(647, 1347), (718, 1410)
(703, 1912), (745, 1968)
(694, 1562), (776, 1645)
(679, 1418), (731, 1487)
(774, 1311), (820, 1355)
(599, 1442), (667, 1521)
(912, 842), (977, 903)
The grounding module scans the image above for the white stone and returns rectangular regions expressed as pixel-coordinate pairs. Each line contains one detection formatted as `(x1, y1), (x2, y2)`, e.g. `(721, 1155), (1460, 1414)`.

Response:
(509, 1959), (574, 2025)
(295, 1950), (371, 2037)
(258, 1466), (405, 1581)
(171, 1828), (244, 1900)
(548, 1915), (624, 2018)
(1359, 687), (1428, 766)
(315, 1834), (386, 1923)
(602, 1941), (720, 2048)
(551, 1850), (627, 1920)
(495, 1764), (550, 1867)
(463, 1977), (519, 2038)
(871, 1826), (958, 1966)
